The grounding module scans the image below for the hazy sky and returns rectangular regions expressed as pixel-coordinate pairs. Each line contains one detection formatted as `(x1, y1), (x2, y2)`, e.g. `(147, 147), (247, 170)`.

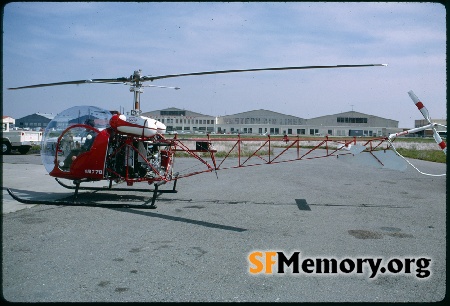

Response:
(2, 2), (446, 128)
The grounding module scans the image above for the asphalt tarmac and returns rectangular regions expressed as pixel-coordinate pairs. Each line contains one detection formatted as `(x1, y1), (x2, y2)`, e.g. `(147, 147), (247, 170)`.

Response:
(1, 152), (447, 302)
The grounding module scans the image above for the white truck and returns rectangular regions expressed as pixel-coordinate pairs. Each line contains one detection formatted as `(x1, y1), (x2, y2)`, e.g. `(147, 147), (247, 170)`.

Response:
(2, 121), (42, 155)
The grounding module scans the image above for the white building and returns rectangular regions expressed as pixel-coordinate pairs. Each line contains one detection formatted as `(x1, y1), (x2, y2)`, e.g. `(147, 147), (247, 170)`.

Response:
(142, 107), (216, 133)
(306, 111), (399, 137)
(2, 116), (15, 131)
(216, 109), (306, 135)
(414, 118), (447, 137)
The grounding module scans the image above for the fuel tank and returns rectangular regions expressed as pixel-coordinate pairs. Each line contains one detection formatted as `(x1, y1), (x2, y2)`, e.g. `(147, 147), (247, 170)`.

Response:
(110, 114), (166, 137)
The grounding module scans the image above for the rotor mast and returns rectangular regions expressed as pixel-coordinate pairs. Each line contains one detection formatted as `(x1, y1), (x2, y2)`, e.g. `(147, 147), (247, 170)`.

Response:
(130, 69), (143, 116)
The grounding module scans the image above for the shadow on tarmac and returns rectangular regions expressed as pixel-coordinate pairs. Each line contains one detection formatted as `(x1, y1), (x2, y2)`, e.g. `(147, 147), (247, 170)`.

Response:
(108, 207), (248, 232)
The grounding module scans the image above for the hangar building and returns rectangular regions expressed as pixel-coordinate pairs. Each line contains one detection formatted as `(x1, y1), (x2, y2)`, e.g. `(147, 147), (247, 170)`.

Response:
(305, 111), (399, 137)
(414, 118), (447, 137)
(143, 107), (401, 137)
(15, 113), (55, 130)
(142, 107), (216, 134)
(216, 109), (306, 135)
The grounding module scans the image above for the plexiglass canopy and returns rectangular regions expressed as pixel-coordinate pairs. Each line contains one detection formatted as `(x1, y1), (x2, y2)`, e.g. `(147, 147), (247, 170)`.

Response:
(40, 106), (112, 173)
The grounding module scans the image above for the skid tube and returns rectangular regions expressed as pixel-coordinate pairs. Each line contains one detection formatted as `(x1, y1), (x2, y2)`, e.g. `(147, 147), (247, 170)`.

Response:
(7, 174), (179, 209)
(7, 188), (159, 209)
(55, 178), (178, 194)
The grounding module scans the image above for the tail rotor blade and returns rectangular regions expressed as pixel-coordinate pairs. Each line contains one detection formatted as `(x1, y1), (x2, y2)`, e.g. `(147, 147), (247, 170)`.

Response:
(408, 90), (431, 123)
(407, 90), (446, 155)
(433, 129), (447, 155)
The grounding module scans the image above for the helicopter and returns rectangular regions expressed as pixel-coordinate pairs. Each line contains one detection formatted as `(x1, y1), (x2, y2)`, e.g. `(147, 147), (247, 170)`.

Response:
(6, 64), (446, 209)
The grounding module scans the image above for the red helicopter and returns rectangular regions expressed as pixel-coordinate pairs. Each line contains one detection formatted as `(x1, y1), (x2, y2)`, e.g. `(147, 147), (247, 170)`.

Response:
(6, 65), (446, 209)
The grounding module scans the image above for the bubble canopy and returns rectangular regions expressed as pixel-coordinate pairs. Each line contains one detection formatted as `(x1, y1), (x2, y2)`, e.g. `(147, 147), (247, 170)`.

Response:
(41, 106), (112, 173)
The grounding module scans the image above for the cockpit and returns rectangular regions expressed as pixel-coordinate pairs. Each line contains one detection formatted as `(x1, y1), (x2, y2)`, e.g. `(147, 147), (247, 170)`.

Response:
(41, 106), (112, 174)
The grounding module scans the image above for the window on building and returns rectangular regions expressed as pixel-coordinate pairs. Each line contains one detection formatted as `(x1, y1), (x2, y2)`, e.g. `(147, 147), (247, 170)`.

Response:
(161, 110), (186, 116)
(337, 117), (368, 123)
(310, 129), (319, 135)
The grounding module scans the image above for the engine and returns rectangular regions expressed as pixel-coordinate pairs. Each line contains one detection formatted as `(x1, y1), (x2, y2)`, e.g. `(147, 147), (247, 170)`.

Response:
(105, 132), (172, 182)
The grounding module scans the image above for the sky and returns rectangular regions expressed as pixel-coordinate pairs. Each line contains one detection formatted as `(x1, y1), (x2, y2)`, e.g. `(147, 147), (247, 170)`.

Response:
(2, 2), (447, 128)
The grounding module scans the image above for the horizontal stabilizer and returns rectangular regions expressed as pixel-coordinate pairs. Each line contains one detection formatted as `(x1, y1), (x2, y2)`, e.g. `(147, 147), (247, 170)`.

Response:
(338, 150), (407, 171)
(349, 144), (366, 155)
(336, 143), (366, 154)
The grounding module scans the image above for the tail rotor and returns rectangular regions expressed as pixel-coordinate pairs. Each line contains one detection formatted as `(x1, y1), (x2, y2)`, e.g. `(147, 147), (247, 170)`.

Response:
(386, 91), (446, 177)
(408, 90), (446, 155)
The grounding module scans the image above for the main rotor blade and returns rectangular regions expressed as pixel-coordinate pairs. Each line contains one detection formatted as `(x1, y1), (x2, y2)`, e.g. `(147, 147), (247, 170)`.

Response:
(8, 64), (386, 90)
(142, 64), (387, 81)
(7, 77), (130, 90)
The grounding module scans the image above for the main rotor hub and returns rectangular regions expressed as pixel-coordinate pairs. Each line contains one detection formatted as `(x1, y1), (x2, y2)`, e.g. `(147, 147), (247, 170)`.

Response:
(132, 69), (142, 83)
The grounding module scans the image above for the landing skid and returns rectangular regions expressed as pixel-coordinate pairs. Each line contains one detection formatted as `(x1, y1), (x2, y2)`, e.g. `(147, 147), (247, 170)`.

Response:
(7, 188), (159, 209)
(7, 175), (179, 209)
(55, 178), (176, 193)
